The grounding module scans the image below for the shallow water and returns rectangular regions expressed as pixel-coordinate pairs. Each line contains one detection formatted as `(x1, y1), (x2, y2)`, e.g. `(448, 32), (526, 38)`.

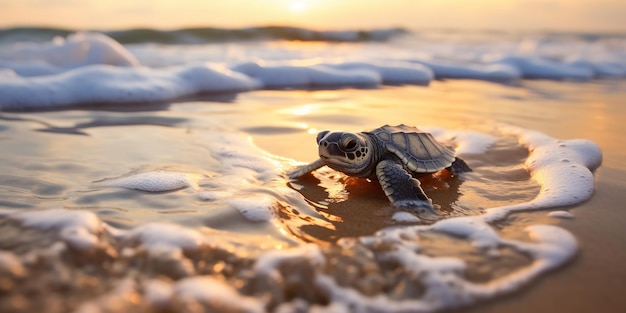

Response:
(0, 78), (621, 312)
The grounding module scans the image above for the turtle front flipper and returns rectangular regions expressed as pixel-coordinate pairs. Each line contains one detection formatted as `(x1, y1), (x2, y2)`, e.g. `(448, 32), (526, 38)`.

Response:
(376, 160), (439, 216)
(287, 159), (325, 179)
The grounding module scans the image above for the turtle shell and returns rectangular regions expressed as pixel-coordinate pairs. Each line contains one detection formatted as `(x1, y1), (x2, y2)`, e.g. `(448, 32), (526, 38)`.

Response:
(368, 124), (456, 173)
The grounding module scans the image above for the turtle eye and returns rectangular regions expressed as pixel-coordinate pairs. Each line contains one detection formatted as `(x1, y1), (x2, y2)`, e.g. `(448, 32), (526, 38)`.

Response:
(341, 136), (358, 151)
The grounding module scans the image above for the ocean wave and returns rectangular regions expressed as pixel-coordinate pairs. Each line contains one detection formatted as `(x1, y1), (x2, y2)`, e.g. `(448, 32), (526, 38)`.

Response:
(0, 26), (408, 44)
(1, 31), (625, 109)
(0, 63), (258, 109)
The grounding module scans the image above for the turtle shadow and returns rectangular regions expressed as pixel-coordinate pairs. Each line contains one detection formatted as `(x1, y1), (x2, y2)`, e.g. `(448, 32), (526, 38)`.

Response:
(286, 169), (468, 243)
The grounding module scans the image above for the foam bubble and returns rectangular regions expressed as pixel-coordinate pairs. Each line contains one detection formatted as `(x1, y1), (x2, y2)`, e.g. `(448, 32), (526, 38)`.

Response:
(229, 196), (275, 222)
(121, 223), (206, 251)
(391, 211), (421, 223)
(511, 225), (578, 265)
(172, 276), (263, 313)
(12, 208), (103, 233)
(7, 209), (104, 250)
(548, 211), (575, 219)
(254, 244), (324, 275)
(431, 217), (500, 249)
(94, 170), (203, 192)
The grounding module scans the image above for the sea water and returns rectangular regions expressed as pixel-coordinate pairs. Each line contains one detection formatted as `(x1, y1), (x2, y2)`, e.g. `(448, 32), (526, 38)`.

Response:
(0, 26), (619, 312)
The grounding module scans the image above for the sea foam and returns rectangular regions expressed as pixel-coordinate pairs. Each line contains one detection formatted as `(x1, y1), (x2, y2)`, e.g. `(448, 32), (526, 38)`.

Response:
(0, 63), (258, 108)
(496, 56), (594, 80)
(0, 32), (139, 76)
(231, 61), (381, 88)
(94, 170), (201, 192)
(411, 59), (521, 81)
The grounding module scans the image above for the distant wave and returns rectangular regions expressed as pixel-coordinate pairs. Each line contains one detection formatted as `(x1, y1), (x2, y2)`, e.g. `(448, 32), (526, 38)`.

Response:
(0, 26), (408, 44)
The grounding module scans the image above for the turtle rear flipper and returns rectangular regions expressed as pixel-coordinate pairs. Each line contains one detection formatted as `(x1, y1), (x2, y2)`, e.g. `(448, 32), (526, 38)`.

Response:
(447, 157), (472, 176)
(376, 160), (439, 218)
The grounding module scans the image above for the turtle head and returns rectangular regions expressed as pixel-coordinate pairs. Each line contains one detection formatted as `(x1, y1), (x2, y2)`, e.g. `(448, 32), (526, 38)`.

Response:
(316, 130), (374, 176)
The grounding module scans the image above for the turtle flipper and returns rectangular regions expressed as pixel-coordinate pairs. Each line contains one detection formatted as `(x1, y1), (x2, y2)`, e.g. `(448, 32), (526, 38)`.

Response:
(375, 160), (437, 214)
(287, 159), (325, 179)
(447, 157), (472, 176)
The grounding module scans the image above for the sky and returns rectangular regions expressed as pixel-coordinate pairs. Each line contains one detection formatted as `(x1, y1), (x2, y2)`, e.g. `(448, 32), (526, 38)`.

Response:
(0, 0), (625, 32)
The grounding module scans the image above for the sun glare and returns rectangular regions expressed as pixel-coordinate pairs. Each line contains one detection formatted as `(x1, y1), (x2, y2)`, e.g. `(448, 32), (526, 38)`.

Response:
(289, 1), (307, 13)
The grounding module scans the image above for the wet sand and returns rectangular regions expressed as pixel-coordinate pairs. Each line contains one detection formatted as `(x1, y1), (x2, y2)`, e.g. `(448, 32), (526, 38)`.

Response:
(1, 79), (625, 312)
(460, 168), (626, 313)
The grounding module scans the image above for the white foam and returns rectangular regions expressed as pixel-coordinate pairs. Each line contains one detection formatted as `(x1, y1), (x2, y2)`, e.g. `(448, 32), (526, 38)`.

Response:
(0, 61), (65, 77)
(121, 223), (206, 251)
(229, 196), (275, 222)
(516, 225), (578, 264)
(490, 126), (602, 212)
(94, 170), (201, 192)
(0, 32), (138, 76)
(172, 276), (263, 313)
(411, 59), (521, 81)
(328, 61), (433, 85)
(321, 223), (579, 312)
(548, 210), (575, 219)
(431, 217), (500, 249)
(496, 56), (594, 80)
(231, 61), (381, 88)
(7, 209), (104, 250)
(391, 211), (421, 223)
(11, 208), (103, 233)
(566, 58), (625, 78)
(254, 244), (324, 276)
(424, 127), (497, 155)
(0, 63), (257, 109)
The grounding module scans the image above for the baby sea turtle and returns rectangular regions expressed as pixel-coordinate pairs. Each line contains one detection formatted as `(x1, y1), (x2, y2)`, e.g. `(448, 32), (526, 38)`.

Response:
(288, 124), (471, 214)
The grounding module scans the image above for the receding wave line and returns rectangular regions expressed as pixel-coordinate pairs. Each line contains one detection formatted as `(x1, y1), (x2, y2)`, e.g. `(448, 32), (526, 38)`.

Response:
(0, 26), (409, 44)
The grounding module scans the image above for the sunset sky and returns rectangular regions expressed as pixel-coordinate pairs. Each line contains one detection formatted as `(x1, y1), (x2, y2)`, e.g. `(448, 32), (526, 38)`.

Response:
(1, 0), (625, 32)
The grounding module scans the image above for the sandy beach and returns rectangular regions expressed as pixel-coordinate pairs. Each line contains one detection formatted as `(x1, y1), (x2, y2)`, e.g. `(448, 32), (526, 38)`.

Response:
(1, 77), (625, 312)
(1, 6), (626, 308)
